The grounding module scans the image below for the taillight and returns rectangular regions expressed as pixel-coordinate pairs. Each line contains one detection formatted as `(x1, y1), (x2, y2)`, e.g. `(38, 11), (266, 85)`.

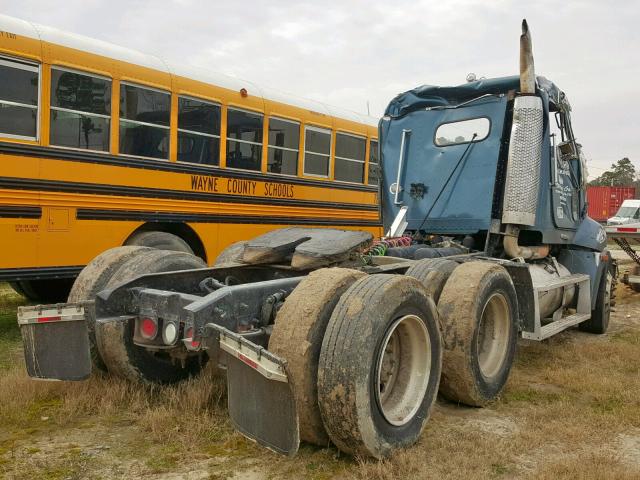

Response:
(184, 327), (200, 349)
(140, 317), (158, 340)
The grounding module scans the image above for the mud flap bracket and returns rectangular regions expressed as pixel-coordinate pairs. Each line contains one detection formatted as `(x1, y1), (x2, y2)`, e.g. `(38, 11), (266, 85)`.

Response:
(205, 324), (300, 456)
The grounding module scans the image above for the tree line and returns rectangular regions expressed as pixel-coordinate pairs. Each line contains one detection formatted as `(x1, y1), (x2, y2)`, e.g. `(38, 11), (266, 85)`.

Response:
(588, 157), (640, 196)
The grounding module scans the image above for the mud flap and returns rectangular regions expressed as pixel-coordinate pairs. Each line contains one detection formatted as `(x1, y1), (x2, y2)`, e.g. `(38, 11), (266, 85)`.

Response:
(206, 324), (300, 456)
(17, 304), (91, 381)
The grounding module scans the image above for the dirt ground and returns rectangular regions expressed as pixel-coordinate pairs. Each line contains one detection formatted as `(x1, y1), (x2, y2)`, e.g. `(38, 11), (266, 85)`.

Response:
(0, 254), (638, 479)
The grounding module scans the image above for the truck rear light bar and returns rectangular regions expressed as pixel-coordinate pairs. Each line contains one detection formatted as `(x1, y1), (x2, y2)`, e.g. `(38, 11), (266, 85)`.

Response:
(17, 304), (85, 325)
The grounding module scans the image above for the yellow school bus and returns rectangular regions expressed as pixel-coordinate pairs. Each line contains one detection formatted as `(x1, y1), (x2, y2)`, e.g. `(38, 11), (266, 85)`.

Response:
(0, 15), (382, 300)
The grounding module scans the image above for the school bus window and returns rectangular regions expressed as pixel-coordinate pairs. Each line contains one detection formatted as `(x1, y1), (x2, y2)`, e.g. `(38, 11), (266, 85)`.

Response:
(177, 96), (221, 166)
(0, 57), (39, 140)
(226, 108), (263, 171)
(303, 126), (331, 177)
(368, 140), (379, 185)
(335, 133), (365, 183)
(50, 68), (111, 152)
(267, 117), (299, 175)
(119, 83), (170, 160)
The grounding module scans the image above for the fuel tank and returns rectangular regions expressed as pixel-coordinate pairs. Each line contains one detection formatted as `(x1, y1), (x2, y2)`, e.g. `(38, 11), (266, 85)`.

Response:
(529, 262), (576, 319)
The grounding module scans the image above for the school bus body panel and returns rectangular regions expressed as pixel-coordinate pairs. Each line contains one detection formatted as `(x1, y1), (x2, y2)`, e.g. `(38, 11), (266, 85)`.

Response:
(0, 14), (381, 281)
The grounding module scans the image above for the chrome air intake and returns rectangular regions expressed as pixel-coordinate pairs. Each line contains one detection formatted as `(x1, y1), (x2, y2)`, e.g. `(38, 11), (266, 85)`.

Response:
(501, 95), (544, 226)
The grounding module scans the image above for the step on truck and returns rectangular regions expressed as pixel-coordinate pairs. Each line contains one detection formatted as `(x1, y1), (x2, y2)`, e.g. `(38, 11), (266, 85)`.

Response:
(17, 20), (615, 458)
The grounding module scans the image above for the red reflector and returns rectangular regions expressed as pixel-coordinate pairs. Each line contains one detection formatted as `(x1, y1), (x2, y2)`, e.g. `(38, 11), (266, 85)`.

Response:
(238, 353), (258, 370)
(140, 317), (158, 339)
(184, 327), (200, 348)
(617, 227), (638, 232)
(37, 316), (61, 323)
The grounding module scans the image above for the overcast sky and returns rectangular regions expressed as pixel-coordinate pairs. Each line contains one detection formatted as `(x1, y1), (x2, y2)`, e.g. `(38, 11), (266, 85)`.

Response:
(6, 0), (639, 179)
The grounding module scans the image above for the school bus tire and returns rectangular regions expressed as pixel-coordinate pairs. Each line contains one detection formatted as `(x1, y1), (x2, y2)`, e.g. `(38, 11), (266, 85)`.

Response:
(10, 279), (75, 303)
(125, 231), (194, 255)
(97, 249), (208, 384)
(9, 282), (27, 299)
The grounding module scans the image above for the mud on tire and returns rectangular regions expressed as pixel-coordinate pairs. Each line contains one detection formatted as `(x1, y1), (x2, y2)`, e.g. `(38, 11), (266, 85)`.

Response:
(269, 268), (365, 446)
(214, 241), (248, 266)
(96, 249), (207, 384)
(437, 261), (518, 407)
(404, 258), (459, 303)
(68, 246), (154, 371)
(317, 274), (442, 458)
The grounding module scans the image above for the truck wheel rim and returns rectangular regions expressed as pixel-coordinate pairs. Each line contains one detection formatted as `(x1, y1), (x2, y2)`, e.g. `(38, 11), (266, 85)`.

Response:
(376, 314), (431, 426)
(477, 293), (510, 379)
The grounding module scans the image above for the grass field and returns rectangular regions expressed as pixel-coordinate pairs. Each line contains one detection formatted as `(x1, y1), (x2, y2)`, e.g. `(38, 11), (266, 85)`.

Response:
(0, 261), (639, 480)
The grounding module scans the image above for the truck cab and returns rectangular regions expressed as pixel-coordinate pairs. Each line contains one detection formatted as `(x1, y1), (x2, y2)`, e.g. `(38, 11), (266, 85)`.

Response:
(378, 75), (597, 251)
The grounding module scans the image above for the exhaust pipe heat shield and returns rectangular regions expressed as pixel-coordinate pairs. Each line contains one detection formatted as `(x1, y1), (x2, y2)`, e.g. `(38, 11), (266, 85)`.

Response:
(502, 95), (544, 226)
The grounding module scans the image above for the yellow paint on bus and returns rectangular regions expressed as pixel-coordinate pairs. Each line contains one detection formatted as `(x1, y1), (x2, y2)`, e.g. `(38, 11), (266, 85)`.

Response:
(0, 15), (382, 286)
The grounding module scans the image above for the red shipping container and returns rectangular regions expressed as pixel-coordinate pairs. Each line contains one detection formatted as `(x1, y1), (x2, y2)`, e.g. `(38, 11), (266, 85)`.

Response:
(587, 186), (636, 222)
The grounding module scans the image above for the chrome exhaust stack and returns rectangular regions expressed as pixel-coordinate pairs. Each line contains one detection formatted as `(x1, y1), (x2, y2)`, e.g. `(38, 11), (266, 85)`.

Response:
(519, 19), (536, 94)
(502, 20), (547, 259)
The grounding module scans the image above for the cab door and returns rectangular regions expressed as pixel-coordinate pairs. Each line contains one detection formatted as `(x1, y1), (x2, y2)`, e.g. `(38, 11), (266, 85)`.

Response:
(550, 111), (581, 230)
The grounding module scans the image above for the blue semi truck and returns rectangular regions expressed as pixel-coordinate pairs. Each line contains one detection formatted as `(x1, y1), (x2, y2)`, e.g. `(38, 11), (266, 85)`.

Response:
(18, 20), (614, 459)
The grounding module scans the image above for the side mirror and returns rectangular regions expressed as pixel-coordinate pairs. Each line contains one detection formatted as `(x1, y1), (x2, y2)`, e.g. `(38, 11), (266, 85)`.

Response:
(557, 140), (577, 161)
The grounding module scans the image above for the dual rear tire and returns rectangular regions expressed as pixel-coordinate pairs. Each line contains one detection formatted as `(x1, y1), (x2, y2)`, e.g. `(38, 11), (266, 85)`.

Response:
(271, 271), (443, 458)
(406, 259), (518, 407)
(436, 262), (518, 406)
(318, 274), (443, 458)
